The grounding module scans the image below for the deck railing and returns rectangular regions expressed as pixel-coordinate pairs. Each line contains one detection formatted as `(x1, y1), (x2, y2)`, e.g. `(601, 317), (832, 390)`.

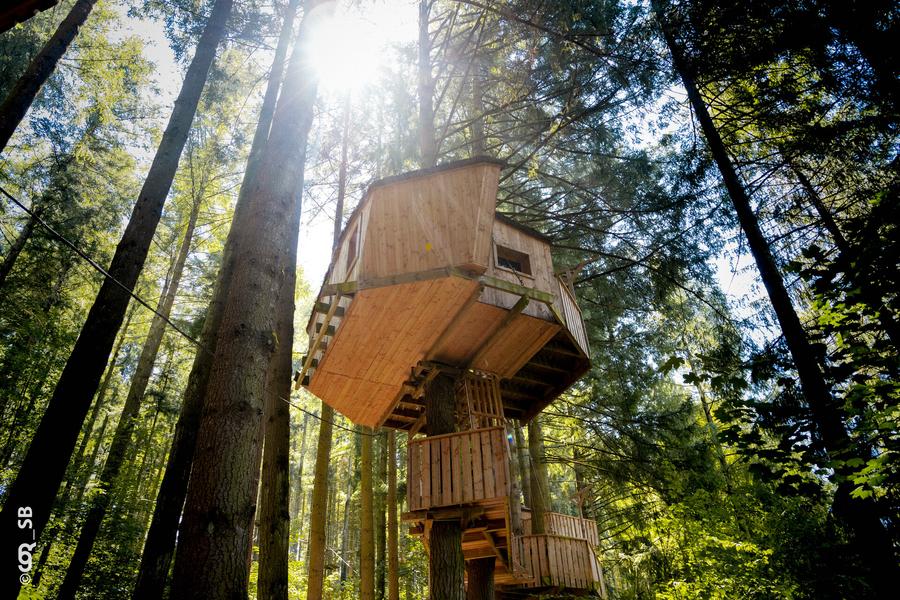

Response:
(519, 534), (604, 591)
(407, 427), (511, 511)
(522, 511), (600, 547)
(556, 276), (589, 356)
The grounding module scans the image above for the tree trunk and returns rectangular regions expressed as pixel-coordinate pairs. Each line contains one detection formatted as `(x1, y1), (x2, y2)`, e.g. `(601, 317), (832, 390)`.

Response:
(417, 0), (436, 168)
(307, 44), (350, 598)
(169, 2), (328, 596)
(0, 204), (40, 286)
(360, 428), (376, 600)
(256, 7), (302, 597)
(426, 371), (465, 600)
(132, 1), (296, 594)
(465, 558), (494, 600)
(514, 423), (530, 508)
(376, 432), (387, 599)
(57, 190), (203, 599)
(291, 411), (310, 559)
(387, 430), (399, 600)
(527, 418), (550, 534)
(654, 4), (898, 592)
(339, 449), (358, 584)
(0, 0), (231, 592)
(0, 0), (98, 152)
(469, 64), (485, 156)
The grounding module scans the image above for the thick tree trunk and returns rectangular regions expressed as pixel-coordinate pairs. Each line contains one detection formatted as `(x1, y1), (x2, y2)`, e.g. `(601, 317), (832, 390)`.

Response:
(169, 2), (329, 597)
(465, 558), (494, 600)
(57, 191), (202, 599)
(387, 430), (399, 600)
(0, 1), (231, 593)
(132, 1), (296, 595)
(0, 0), (98, 153)
(417, 0), (436, 168)
(360, 428), (376, 600)
(256, 8), (302, 597)
(654, 5), (898, 593)
(426, 371), (465, 600)
(527, 418), (550, 534)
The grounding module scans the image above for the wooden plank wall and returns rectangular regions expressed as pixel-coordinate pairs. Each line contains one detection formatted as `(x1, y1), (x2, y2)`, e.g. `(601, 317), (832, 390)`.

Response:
(360, 164), (498, 280)
(521, 512), (600, 547)
(483, 221), (555, 321)
(520, 534), (601, 591)
(556, 277), (590, 356)
(407, 427), (510, 511)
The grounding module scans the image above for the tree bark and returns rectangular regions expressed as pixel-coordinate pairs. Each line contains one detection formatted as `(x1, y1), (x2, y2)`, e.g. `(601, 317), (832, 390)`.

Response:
(387, 430), (399, 600)
(653, 3), (898, 592)
(465, 558), (494, 600)
(426, 371), (465, 600)
(0, 0), (231, 593)
(57, 189), (203, 599)
(360, 428), (376, 600)
(0, 204), (40, 287)
(514, 423), (530, 508)
(169, 2), (329, 596)
(527, 418), (550, 534)
(256, 6), (302, 598)
(417, 0), (436, 168)
(0, 0), (98, 153)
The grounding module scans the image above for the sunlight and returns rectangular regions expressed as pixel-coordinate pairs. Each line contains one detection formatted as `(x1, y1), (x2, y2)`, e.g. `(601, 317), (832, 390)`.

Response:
(307, 1), (415, 93)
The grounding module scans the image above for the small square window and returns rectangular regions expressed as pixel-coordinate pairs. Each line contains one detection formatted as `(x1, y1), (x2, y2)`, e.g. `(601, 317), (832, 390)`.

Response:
(495, 244), (531, 275)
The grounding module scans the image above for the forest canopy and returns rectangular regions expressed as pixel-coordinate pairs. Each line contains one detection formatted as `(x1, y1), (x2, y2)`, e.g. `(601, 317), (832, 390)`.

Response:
(0, 0), (896, 599)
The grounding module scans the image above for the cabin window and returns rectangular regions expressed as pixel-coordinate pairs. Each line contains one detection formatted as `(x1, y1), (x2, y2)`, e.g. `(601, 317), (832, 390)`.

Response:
(495, 244), (532, 276)
(346, 224), (359, 272)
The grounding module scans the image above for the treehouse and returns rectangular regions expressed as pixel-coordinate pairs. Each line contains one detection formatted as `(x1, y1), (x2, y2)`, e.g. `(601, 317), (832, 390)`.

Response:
(402, 388), (605, 595)
(295, 158), (590, 431)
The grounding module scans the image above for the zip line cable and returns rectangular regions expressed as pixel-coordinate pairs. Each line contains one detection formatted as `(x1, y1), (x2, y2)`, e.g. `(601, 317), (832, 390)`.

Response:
(0, 184), (206, 353)
(0, 183), (379, 436)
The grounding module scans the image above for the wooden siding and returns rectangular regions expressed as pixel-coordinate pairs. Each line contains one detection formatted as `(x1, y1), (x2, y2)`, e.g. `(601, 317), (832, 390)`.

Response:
(483, 220), (555, 321)
(519, 534), (603, 592)
(522, 512), (600, 547)
(557, 277), (590, 356)
(359, 163), (499, 280)
(407, 428), (510, 511)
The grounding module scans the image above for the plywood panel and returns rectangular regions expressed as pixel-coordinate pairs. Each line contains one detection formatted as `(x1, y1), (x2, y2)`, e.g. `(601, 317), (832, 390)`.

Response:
(307, 276), (479, 428)
(359, 163), (499, 281)
(472, 313), (560, 378)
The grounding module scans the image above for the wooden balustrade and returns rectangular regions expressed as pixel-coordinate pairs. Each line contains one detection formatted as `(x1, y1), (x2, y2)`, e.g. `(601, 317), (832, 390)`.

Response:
(519, 534), (604, 592)
(556, 276), (589, 356)
(522, 511), (600, 547)
(407, 427), (511, 511)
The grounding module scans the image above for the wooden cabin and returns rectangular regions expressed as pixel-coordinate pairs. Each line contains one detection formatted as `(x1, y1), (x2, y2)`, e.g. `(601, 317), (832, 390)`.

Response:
(296, 158), (590, 430)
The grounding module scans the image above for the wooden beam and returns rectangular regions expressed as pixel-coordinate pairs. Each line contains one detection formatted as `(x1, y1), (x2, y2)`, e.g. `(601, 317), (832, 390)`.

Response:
(314, 301), (345, 316)
(482, 531), (508, 568)
(295, 292), (342, 389)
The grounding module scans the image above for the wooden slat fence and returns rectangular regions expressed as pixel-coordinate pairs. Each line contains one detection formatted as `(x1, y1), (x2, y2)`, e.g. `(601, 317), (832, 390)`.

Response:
(407, 427), (510, 511)
(556, 276), (589, 356)
(519, 534), (603, 591)
(522, 511), (600, 547)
